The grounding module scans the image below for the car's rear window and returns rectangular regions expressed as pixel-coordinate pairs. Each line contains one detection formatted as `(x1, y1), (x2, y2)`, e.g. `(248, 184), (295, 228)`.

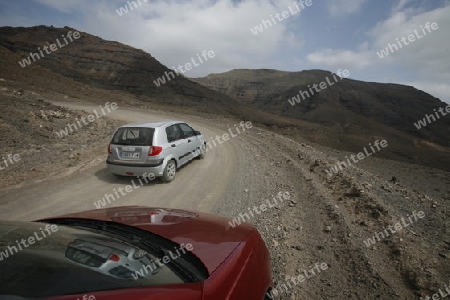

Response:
(65, 246), (106, 267)
(112, 127), (154, 146)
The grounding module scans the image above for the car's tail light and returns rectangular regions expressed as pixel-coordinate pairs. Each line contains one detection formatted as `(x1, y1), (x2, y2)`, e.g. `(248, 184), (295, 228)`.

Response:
(108, 254), (121, 262)
(108, 144), (112, 154)
(148, 146), (163, 156)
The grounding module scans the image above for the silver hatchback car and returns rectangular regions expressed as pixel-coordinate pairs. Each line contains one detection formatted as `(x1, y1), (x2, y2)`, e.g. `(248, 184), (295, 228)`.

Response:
(107, 121), (206, 182)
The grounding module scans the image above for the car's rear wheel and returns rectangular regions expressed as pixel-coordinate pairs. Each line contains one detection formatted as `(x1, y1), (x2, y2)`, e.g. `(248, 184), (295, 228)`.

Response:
(197, 142), (206, 159)
(161, 159), (176, 183)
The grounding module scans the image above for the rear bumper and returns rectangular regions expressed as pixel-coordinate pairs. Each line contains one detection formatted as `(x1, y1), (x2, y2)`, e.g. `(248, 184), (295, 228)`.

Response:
(106, 159), (165, 177)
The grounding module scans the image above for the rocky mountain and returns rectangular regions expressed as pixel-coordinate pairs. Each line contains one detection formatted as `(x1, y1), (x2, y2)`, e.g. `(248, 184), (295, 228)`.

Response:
(193, 69), (450, 148)
(0, 25), (241, 112)
(1, 26), (449, 171)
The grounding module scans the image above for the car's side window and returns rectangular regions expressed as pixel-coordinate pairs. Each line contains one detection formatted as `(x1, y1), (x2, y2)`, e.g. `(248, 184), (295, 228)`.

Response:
(166, 125), (182, 142)
(179, 123), (195, 138)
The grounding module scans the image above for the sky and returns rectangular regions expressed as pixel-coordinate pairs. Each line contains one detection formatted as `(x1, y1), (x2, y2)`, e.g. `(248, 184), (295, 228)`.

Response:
(0, 0), (449, 103)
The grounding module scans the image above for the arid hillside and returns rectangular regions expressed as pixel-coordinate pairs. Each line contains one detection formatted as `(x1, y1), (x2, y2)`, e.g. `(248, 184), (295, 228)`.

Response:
(0, 25), (449, 300)
(193, 69), (450, 171)
(0, 25), (242, 112)
(193, 69), (450, 146)
(1, 26), (449, 173)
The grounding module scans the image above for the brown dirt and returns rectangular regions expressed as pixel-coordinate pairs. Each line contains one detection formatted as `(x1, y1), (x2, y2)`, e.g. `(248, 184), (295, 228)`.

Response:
(0, 65), (448, 300)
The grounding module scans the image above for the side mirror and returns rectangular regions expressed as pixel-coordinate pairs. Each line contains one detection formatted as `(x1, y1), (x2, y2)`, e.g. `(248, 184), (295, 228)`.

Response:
(194, 130), (201, 136)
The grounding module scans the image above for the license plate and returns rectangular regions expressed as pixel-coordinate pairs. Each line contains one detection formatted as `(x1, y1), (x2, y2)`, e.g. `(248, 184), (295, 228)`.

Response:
(122, 146), (136, 152)
(122, 152), (140, 158)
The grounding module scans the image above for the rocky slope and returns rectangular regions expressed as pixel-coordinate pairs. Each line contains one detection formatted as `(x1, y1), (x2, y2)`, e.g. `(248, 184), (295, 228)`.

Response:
(0, 25), (241, 111)
(193, 69), (450, 171)
(0, 87), (123, 190)
(218, 124), (449, 299)
(193, 69), (449, 147)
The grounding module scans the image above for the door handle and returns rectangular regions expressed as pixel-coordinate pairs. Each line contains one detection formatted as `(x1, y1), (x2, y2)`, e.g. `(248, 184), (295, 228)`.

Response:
(188, 139), (191, 143)
(171, 144), (176, 147)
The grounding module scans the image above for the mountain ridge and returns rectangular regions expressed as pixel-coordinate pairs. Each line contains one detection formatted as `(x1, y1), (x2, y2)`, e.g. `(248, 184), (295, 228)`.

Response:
(1, 25), (449, 171)
(192, 68), (450, 147)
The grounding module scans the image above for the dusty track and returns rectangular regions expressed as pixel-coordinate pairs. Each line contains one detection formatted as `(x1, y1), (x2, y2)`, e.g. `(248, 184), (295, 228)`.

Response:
(0, 102), (236, 220)
(1, 101), (448, 299)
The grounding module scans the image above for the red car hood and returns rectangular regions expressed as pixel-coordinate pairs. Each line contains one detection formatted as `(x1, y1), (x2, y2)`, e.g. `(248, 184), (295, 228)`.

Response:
(40, 206), (255, 275)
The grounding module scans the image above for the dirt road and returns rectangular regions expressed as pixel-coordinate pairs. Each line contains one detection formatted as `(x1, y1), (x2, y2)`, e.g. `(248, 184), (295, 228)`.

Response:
(0, 102), (237, 220)
(1, 100), (448, 299)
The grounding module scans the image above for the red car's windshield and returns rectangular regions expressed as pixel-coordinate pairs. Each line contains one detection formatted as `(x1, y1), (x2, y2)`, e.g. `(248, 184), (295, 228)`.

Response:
(0, 220), (208, 298)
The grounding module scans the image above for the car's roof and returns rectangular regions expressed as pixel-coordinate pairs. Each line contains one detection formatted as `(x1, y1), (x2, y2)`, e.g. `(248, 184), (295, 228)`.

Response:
(120, 120), (183, 128)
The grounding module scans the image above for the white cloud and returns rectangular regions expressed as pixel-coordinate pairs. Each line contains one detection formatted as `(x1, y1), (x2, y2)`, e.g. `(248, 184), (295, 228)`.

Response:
(306, 49), (374, 70)
(370, 6), (450, 83)
(327, 0), (366, 17)
(31, 0), (305, 76)
(400, 81), (450, 104)
(33, 0), (88, 12)
(306, 4), (450, 101)
(392, 0), (410, 13)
